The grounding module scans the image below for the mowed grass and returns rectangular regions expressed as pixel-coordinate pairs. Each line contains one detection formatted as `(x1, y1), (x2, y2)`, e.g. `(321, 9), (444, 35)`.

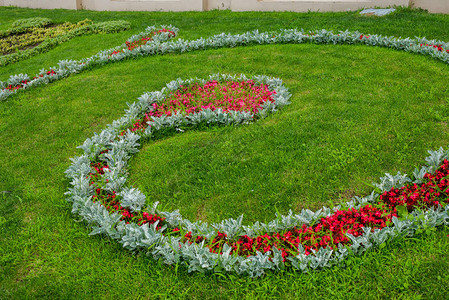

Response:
(0, 6), (449, 299)
(128, 43), (449, 224)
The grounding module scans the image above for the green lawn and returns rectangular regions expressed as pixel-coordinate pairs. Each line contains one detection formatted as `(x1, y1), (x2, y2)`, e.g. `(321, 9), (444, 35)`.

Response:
(1, 6), (449, 299)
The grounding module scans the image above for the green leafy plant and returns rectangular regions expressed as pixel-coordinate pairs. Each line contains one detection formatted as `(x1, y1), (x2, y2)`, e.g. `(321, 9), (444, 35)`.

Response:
(0, 19), (131, 66)
(89, 20), (131, 33)
(10, 17), (52, 30)
(0, 17), (53, 38)
(2, 7), (449, 298)
(0, 19), (91, 55)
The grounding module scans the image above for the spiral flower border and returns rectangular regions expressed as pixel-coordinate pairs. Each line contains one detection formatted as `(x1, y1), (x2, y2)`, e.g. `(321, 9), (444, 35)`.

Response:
(2, 26), (449, 101)
(65, 70), (449, 277)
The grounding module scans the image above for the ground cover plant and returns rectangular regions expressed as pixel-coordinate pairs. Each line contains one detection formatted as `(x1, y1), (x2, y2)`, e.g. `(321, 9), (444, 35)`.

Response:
(67, 72), (448, 276)
(1, 6), (449, 299)
(0, 25), (176, 99)
(2, 25), (449, 102)
(0, 17), (130, 66)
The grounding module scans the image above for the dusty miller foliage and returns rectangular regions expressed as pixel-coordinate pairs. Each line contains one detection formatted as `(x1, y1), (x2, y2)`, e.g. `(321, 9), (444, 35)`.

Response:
(2, 27), (449, 101)
(64, 69), (449, 276)
(2, 21), (447, 276)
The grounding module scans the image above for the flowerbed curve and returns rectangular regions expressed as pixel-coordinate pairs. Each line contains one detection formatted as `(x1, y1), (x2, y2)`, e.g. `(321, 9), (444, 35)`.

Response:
(65, 73), (449, 277)
(2, 26), (449, 101)
(0, 25), (178, 100)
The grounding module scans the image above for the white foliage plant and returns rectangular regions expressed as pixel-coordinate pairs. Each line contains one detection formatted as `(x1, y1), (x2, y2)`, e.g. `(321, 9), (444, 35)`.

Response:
(65, 72), (449, 277)
(2, 26), (449, 101)
(6, 23), (446, 277)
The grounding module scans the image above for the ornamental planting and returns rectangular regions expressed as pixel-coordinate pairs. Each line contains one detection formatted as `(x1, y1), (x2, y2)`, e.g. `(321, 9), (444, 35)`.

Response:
(0, 25), (178, 99)
(110, 28), (176, 56)
(124, 79), (276, 134)
(2, 26), (449, 101)
(0, 19), (91, 56)
(65, 72), (449, 277)
(3, 21), (448, 276)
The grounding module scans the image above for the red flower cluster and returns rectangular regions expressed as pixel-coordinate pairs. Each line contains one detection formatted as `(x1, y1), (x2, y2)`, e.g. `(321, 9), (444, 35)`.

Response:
(381, 159), (449, 211)
(124, 80), (276, 134)
(205, 204), (395, 261)
(2, 29), (175, 94)
(183, 231), (206, 243)
(88, 161), (166, 227)
(86, 149), (449, 261)
(35, 69), (57, 78)
(178, 160), (449, 260)
(137, 212), (166, 227)
(110, 28), (176, 56)
(420, 43), (449, 53)
(3, 69), (57, 91)
(89, 161), (117, 206)
(3, 80), (29, 91)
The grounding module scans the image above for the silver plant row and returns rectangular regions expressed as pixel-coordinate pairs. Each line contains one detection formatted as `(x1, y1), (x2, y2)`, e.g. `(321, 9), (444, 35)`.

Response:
(0, 25), (179, 101)
(2, 26), (449, 101)
(65, 71), (449, 277)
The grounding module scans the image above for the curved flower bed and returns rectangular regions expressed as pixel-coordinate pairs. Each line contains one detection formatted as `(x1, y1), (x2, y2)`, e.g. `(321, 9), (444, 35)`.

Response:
(0, 25), (178, 100)
(65, 73), (449, 277)
(124, 78), (277, 134)
(110, 28), (175, 56)
(2, 27), (449, 102)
